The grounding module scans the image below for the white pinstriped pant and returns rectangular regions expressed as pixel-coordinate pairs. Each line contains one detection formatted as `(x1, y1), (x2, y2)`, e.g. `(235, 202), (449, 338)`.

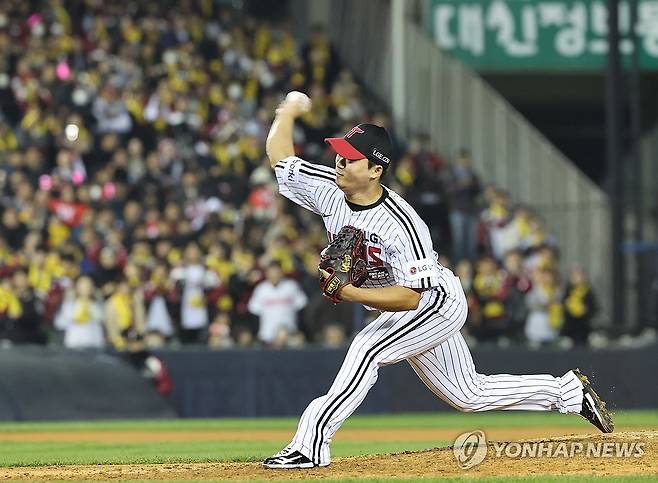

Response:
(290, 270), (584, 466)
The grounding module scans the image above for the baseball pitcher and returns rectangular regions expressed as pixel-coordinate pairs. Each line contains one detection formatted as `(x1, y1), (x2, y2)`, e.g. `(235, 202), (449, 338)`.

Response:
(262, 92), (613, 469)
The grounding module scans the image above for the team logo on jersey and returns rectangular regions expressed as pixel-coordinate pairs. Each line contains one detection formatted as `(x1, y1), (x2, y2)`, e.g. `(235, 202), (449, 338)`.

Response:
(368, 233), (380, 244)
(406, 258), (438, 281)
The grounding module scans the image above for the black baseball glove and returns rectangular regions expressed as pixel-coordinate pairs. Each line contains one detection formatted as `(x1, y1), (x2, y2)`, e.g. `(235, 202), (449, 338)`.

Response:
(319, 225), (369, 304)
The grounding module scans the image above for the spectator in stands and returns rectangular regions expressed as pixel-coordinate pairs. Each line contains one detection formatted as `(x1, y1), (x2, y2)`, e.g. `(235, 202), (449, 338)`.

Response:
(525, 268), (563, 346)
(25, 243), (52, 300)
(446, 148), (480, 262)
(479, 187), (512, 261)
(105, 278), (145, 351)
(525, 244), (559, 275)
(7, 269), (46, 344)
(170, 242), (219, 344)
(143, 262), (177, 346)
(93, 247), (123, 298)
(227, 246), (261, 338)
(0, 276), (21, 344)
(92, 83), (133, 135)
(248, 261), (307, 347)
(501, 249), (532, 341)
(54, 276), (104, 349)
(470, 255), (509, 343)
(206, 242), (236, 285)
(1, 207), (27, 251)
(562, 266), (598, 345)
(208, 312), (234, 349)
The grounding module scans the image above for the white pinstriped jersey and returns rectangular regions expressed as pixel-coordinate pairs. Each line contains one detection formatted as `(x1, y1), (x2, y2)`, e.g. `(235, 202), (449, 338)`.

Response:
(274, 156), (444, 295)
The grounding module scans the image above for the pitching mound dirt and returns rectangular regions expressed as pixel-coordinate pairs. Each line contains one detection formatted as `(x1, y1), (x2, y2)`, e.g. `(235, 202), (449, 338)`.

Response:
(1, 431), (656, 480)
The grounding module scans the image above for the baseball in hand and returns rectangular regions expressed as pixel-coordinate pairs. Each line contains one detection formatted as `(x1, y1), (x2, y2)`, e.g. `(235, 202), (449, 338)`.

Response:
(284, 91), (312, 115)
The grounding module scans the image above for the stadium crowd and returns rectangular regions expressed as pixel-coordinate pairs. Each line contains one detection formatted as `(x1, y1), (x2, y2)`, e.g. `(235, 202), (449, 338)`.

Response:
(0, 0), (598, 351)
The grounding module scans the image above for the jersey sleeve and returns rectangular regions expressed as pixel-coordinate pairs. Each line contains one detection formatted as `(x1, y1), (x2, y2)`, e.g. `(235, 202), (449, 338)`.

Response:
(274, 156), (337, 215)
(388, 226), (443, 290)
(247, 284), (264, 316)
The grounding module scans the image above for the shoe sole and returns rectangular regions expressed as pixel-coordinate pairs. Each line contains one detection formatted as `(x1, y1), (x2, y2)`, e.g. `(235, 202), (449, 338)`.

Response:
(263, 462), (316, 469)
(573, 368), (614, 433)
(263, 462), (330, 469)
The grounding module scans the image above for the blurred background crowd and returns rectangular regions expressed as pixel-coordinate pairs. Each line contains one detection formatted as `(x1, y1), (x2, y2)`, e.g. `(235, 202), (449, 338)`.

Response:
(0, 0), (599, 351)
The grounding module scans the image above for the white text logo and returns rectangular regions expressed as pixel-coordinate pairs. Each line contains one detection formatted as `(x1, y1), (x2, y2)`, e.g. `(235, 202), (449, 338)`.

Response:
(453, 430), (646, 470)
(372, 149), (390, 164)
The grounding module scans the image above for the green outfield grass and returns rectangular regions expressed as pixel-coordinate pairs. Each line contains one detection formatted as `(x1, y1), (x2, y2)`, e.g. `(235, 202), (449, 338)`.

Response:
(0, 410), (656, 481)
(0, 409), (655, 433)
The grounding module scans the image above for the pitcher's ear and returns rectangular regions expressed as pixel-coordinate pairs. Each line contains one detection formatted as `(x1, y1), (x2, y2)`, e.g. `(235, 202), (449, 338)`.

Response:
(370, 164), (383, 180)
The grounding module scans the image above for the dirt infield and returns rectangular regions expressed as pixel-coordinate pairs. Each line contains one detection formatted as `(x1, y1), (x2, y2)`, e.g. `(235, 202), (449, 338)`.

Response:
(1, 431), (656, 480)
(0, 426), (600, 443)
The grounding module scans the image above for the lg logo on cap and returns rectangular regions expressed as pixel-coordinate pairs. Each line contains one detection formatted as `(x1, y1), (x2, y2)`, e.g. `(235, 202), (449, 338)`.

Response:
(372, 149), (390, 164)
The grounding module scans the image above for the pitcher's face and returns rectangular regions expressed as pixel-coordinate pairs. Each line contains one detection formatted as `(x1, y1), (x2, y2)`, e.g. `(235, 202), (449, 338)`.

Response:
(334, 155), (381, 193)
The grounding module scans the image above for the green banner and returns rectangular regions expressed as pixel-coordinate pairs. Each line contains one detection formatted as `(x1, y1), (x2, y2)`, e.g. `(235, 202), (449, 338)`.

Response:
(427, 0), (658, 70)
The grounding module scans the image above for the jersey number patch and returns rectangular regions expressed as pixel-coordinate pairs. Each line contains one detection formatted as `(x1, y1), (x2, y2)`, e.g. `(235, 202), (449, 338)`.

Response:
(366, 246), (383, 267)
